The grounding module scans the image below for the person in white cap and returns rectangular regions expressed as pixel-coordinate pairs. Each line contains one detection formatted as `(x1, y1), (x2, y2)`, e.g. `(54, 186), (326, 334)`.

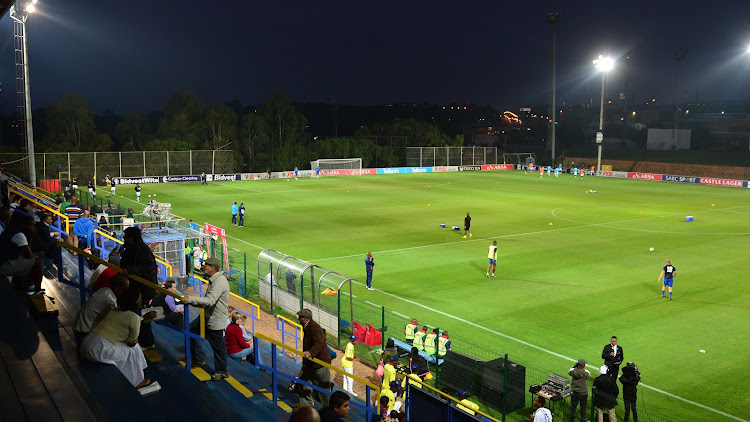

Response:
(593, 365), (619, 422)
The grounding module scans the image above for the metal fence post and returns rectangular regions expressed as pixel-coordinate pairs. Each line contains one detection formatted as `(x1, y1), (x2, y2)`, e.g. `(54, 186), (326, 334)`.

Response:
(269, 261), (274, 312)
(503, 353), (508, 422)
(300, 274), (304, 310)
(337, 290), (341, 350)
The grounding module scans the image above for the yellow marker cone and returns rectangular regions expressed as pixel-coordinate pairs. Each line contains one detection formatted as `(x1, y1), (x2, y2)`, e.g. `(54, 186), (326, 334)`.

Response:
(585, 191), (588, 194)
(346, 190), (350, 192)
(548, 222), (553, 226)
(428, 185), (431, 188)
(711, 203), (715, 207)
(427, 203), (431, 206)
(639, 211), (643, 214)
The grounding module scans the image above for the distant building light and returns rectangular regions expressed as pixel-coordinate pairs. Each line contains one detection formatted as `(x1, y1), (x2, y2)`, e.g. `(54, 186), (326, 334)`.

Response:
(652, 99), (656, 102)
(632, 111), (636, 116)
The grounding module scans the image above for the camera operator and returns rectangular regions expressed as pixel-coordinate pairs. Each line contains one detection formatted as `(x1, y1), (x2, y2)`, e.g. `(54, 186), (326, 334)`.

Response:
(619, 362), (641, 422)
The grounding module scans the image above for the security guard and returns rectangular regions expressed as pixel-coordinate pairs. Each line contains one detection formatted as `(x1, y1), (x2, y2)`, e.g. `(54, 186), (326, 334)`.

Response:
(456, 389), (479, 415)
(404, 318), (419, 345)
(437, 331), (452, 357)
(423, 329), (438, 355)
(413, 326), (428, 351)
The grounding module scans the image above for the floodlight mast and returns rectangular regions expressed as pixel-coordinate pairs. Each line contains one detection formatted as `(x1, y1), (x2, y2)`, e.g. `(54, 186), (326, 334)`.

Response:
(10, 0), (38, 187)
(593, 55), (614, 174)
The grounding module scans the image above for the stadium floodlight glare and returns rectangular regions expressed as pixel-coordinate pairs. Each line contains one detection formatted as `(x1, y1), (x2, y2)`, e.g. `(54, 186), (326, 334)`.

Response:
(25, 4), (35, 12)
(593, 55), (614, 174)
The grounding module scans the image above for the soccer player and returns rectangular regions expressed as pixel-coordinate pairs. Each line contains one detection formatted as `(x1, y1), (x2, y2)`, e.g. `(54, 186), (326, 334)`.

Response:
(238, 203), (245, 227)
(486, 240), (498, 278)
(658, 259), (677, 300)
(554, 166), (560, 178)
(546, 165), (551, 176)
(110, 181), (116, 196)
(88, 181), (96, 199)
(463, 212), (472, 238)
(231, 202), (238, 225)
(464, 212), (471, 239)
(573, 166), (579, 177)
(294, 167), (299, 180)
(134, 184), (141, 202)
(539, 165), (544, 179)
(201, 172), (209, 187)
(365, 252), (374, 290)
(315, 166), (320, 179)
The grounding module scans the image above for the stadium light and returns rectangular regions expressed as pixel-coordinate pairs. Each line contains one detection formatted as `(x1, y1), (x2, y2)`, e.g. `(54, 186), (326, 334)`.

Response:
(10, 0), (39, 187)
(593, 55), (614, 174)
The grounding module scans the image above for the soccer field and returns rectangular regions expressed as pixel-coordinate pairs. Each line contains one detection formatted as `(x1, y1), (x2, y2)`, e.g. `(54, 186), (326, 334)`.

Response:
(121, 171), (750, 421)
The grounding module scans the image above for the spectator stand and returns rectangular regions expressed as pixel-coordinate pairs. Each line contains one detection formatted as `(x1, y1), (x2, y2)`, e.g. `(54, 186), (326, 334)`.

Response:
(9, 187), (71, 235)
(254, 332), (381, 421)
(276, 314), (302, 363)
(90, 229), (174, 282)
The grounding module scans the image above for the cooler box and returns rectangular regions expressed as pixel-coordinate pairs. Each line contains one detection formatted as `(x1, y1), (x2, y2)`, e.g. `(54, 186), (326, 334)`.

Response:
(440, 223), (446, 228)
(686, 216), (694, 222)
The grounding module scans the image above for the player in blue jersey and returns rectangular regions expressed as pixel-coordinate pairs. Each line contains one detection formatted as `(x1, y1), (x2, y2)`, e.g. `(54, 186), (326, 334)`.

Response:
(546, 165), (551, 176)
(231, 202), (238, 225)
(315, 166), (320, 179)
(486, 241), (498, 278)
(658, 259), (677, 300)
(554, 166), (560, 178)
(294, 167), (299, 180)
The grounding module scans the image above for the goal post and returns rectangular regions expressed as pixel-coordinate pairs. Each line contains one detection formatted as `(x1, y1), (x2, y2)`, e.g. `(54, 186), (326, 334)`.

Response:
(310, 158), (362, 170)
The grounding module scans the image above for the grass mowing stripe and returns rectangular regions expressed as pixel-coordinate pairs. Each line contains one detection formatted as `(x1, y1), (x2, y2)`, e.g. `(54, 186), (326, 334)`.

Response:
(391, 311), (410, 319)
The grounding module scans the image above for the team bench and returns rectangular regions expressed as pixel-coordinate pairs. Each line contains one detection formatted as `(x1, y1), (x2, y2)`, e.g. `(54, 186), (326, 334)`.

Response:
(389, 337), (444, 366)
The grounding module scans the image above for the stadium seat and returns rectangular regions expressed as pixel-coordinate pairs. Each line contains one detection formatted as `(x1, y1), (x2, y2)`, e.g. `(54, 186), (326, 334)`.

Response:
(352, 321), (366, 344)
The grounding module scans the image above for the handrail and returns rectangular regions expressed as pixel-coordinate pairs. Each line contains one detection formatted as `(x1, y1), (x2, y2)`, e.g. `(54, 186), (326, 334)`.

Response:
(11, 188), (71, 234)
(277, 314), (302, 332)
(9, 180), (55, 203)
(193, 274), (262, 319)
(34, 185), (55, 196)
(93, 229), (173, 277)
(254, 332), (381, 392)
(396, 369), (500, 422)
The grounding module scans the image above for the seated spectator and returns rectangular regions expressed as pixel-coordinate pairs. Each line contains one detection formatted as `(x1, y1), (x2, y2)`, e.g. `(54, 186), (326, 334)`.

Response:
(9, 194), (21, 211)
(381, 354), (399, 389)
(401, 364), (423, 394)
(89, 251), (121, 291)
(0, 206), (11, 235)
(226, 305), (252, 342)
(456, 389), (479, 416)
(79, 288), (156, 389)
(289, 406), (321, 422)
(73, 274), (130, 348)
(318, 390), (351, 422)
(0, 215), (44, 295)
(150, 279), (184, 328)
(409, 347), (429, 379)
(225, 311), (255, 364)
(381, 338), (398, 363)
(98, 215), (109, 233)
(31, 212), (59, 268)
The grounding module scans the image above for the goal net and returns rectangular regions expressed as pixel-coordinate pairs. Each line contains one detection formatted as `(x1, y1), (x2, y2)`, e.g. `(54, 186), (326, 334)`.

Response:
(310, 158), (362, 170)
(502, 152), (536, 166)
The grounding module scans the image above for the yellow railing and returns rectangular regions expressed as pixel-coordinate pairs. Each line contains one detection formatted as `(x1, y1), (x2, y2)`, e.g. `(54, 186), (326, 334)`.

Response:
(255, 332), (381, 393)
(193, 274), (261, 319)
(11, 188), (71, 234)
(94, 229), (173, 277)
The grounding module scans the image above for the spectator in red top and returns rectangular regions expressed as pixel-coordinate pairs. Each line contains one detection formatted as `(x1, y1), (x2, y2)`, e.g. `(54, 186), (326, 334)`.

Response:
(90, 251), (121, 291)
(225, 311), (255, 364)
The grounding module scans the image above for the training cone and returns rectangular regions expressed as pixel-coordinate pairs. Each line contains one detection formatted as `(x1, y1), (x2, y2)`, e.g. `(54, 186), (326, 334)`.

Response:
(585, 190), (588, 194)
(428, 185), (431, 188)
(496, 181), (499, 184)
(711, 203), (715, 207)
(427, 203), (431, 206)
(346, 190), (350, 192)
(548, 222), (553, 226)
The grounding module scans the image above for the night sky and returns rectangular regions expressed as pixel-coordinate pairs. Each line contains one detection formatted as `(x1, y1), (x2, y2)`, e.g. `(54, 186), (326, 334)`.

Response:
(0, 0), (748, 114)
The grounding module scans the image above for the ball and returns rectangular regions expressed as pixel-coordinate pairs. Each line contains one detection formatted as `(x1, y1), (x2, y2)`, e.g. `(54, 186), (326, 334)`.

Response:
(148, 195), (152, 197)
(649, 247), (654, 252)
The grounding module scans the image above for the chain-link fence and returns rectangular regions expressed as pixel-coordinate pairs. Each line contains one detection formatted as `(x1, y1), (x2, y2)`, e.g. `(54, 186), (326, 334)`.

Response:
(406, 147), (498, 167)
(0, 150), (236, 185)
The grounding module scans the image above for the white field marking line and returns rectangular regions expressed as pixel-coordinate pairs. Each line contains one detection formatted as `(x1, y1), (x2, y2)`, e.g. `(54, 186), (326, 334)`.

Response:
(355, 278), (748, 422)
(212, 179), (455, 194)
(113, 191), (267, 250)
(391, 311), (410, 319)
(364, 300), (381, 308)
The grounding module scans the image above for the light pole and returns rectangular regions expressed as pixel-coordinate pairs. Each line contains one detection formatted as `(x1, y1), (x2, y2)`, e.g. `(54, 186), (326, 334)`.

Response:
(593, 55), (614, 174)
(10, 0), (38, 187)
(547, 12), (560, 165)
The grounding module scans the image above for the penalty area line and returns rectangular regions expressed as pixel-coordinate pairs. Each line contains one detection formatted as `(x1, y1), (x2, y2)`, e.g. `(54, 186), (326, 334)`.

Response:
(358, 279), (747, 422)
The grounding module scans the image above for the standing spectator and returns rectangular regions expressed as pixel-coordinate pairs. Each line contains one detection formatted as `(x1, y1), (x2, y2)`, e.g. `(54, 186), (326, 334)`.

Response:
(619, 363), (641, 422)
(365, 252), (374, 290)
(150, 279), (185, 328)
(568, 359), (590, 422)
(73, 210), (95, 250)
(267, 168), (272, 180)
(188, 219), (199, 231)
(404, 318), (418, 345)
(119, 227), (158, 349)
(593, 365), (619, 422)
(658, 258), (677, 300)
(79, 290), (155, 389)
(318, 391), (350, 422)
(134, 184), (142, 202)
(201, 172), (208, 187)
(105, 174), (111, 187)
(0, 215), (44, 295)
(225, 311), (256, 364)
(285, 267), (297, 294)
(486, 240), (498, 278)
(88, 181), (96, 199)
(297, 308), (332, 408)
(193, 245), (207, 271)
(231, 202), (238, 225)
(238, 203), (245, 227)
(73, 274), (130, 347)
(462, 212), (472, 238)
(602, 336), (623, 378)
(182, 257), (230, 380)
(531, 396), (552, 422)
(381, 338), (398, 364)
(413, 326), (427, 352)
(381, 355), (399, 389)
(341, 335), (357, 396)
(64, 196), (82, 244)
(456, 389), (479, 416)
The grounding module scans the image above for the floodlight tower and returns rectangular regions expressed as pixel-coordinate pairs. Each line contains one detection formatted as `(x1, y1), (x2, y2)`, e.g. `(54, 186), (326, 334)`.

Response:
(673, 48), (688, 149)
(10, 0), (38, 187)
(547, 12), (560, 165)
(593, 55), (614, 174)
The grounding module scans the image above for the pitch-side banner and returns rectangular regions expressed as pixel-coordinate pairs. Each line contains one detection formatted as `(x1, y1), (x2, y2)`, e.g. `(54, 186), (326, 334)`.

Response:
(114, 177), (161, 185)
(662, 174), (700, 184)
(204, 223), (229, 271)
(599, 171), (628, 178)
(627, 172), (662, 181)
(432, 166), (459, 172)
(699, 177), (744, 188)
(481, 164), (514, 171)
(320, 169), (376, 176)
(376, 167), (433, 175)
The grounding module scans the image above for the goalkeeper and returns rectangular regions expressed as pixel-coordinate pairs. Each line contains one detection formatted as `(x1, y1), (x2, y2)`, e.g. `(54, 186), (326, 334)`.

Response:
(486, 240), (498, 278)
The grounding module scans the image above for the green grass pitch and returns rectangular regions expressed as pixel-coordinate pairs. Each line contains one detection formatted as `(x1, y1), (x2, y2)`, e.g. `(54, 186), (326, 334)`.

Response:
(120, 171), (750, 421)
